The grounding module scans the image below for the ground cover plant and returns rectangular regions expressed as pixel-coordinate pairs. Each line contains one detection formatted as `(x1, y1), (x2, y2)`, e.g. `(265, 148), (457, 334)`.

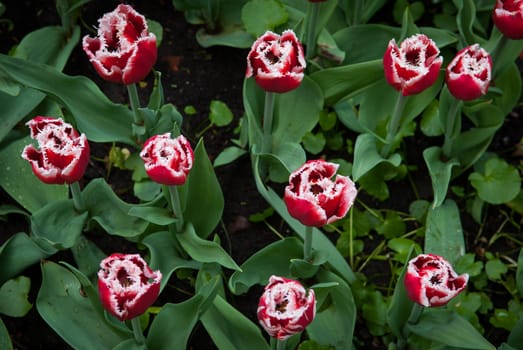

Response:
(1, 0), (523, 349)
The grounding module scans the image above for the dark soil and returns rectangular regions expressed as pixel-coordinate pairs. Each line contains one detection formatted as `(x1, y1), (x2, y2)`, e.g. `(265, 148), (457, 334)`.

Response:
(1, 1), (523, 350)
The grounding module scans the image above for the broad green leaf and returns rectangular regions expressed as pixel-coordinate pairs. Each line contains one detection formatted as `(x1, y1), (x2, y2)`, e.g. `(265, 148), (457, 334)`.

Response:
(508, 317), (523, 348)
(517, 248), (523, 297)
(0, 319), (12, 350)
(469, 157), (521, 205)
(0, 233), (52, 285)
(388, 238), (420, 263)
(408, 308), (495, 350)
(485, 258), (508, 281)
(0, 276), (32, 317)
(181, 139), (224, 239)
(352, 133), (401, 181)
(213, 146), (248, 167)
(196, 27), (254, 48)
(177, 223), (240, 271)
(0, 137), (68, 213)
(37, 261), (128, 350)
(82, 178), (149, 237)
(228, 237), (303, 295)
(265, 141), (306, 182)
(112, 339), (147, 350)
(209, 100), (233, 127)
(0, 54), (135, 144)
(424, 199), (465, 266)
(70, 235), (107, 282)
(127, 206), (177, 226)
(30, 199), (88, 250)
(241, 0), (288, 37)
(142, 231), (201, 290)
(423, 146), (460, 208)
(302, 131), (326, 155)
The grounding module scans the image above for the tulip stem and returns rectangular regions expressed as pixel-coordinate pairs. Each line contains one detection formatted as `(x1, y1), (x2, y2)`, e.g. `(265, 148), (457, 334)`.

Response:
(276, 338), (287, 350)
(166, 185), (184, 232)
(127, 83), (144, 140)
(382, 92), (407, 157)
(262, 91), (275, 155)
(442, 96), (463, 157)
(306, 2), (320, 60)
(303, 225), (313, 262)
(70, 181), (85, 212)
(131, 317), (145, 345)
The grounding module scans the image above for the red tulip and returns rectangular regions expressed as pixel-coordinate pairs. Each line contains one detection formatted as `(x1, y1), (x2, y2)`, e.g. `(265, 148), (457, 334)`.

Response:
(446, 44), (492, 101)
(383, 34), (443, 96)
(82, 4), (157, 85)
(140, 133), (194, 186)
(257, 275), (316, 340)
(21, 117), (90, 185)
(284, 160), (357, 227)
(404, 254), (468, 307)
(98, 253), (162, 321)
(246, 30), (306, 93)
(492, 0), (523, 39)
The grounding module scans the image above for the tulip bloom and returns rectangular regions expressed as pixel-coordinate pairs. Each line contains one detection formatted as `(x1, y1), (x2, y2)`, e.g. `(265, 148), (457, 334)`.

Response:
(257, 275), (316, 340)
(404, 254), (469, 307)
(383, 34), (443, 96)
(98, 253), (162, 321)
(284, 160), (357, 227)
(246, 30), (306, 93)
(82, 4), (157, 85)
(446, 44), (492, 101)
(21, 117), (90, 185)
(140, 133), (194, 186)
(492, 0), (523, 40)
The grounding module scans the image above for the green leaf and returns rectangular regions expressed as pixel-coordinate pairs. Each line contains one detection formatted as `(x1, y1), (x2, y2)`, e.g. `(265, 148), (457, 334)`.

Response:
(70, 236), (107, 282)
(0, 319), (13, 350)
(423, 146), (460, 208)
(517, 249), (523, 297)
(241, 0), (288, 37)
(375, 211), (406, 239)
(388, 238), (420, 263)
(424, 199), (465, 266)
(127, 206), (177, 226)
(83, 178), (149, 237)
(0, 137), (68, 213)
(181, 139), (224, 239)
(420, 100), (443, 136)
(213, 146), (248, 167)
(485, 258), (508, 281)
(408, 309), (495, 349)
(36, 261), (128, 350)
(209, 100), (233, 127)
(177, 223), (240, 271)
(352, 133), (401, 181)
(0, 276), (32, 317)
(228, 237), (303, 295)
(302, 131), (326, 155)
(469, 157), (521, 205)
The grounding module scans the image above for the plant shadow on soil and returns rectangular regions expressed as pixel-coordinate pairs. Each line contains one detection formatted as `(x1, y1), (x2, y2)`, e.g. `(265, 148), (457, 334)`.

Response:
(1, 0), (523, 349)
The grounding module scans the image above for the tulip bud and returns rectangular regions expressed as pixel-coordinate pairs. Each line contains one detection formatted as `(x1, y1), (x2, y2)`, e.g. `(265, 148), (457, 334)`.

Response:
(446, 44), (492, 101)
(404, 254), (468, 307)
(284, 160), (357, 227)
(492, 0), (523, 40)
(257, 275), (316, 340)
(98, 253), (162, 321)
(246, 30), (306, 93)
(22, 117), (90, 185)
(383, 34), (443, 96)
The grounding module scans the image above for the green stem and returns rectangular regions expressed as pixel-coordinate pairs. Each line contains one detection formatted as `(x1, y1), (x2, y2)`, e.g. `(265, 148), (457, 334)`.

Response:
(276, 338), (287, 350)
(69, 181), (85, 212)
(306, 2), (320, 60)
(127, 83), (144, 142)
(262, 91), (275, 155)
(348, 207), (354, 268)
(303, 225), (313, 262)
(382, 92), (407, 157)
(441, 97), (463, 157)
(166, 185), (184, 232)
(131, 316), (145, 345)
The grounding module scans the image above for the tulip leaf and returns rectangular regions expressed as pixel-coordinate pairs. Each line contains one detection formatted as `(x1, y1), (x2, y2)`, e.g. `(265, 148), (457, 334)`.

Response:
(181, 139), (224, 239)
(352, 133), (401, 181)
(0, 276), (32, 317)
(228, 237), (303, 295)
(70, 235), (107, 282)
(424, 199), (466, 266)
(213, 146), (248, 167)
(82, 178), (149, 237)
(0, 54), (135, 145)
(516, 249), (523, 297)
(0, 319), (12, 350)
(241, 0), (288, 37)
(113, 339), (147, 350)
(142, 231), (201, 290)
(127, 206), (177, 226)
(177, 223), (240, 271)
(30, 199), (88, 251)
(469, 157), (521, 205)
(0, 137), (68, 213)
(408, 308), (495, 349)
(37, 261), (129, 350)
(423, 146), (460, 208)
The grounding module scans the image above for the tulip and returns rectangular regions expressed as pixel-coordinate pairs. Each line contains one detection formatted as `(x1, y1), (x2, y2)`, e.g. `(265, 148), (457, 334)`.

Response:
(246, 30), (306, 93)
(446, 44), (492, 101)
(404, 254), (469, 307)
(383, 34), (443, 96)
(98, 253), (162, 321)
(140, 133), (194, 186)
(284, 160), (357, 227)
(492, 0), (523, 40)
(82, 4), (157, 85)
(21, 117), (90, 185)
(257, 275), (316, 340)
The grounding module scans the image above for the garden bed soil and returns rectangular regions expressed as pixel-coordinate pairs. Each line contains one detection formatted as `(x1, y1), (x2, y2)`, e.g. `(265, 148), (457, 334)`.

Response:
(1, 1), (523, 349)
